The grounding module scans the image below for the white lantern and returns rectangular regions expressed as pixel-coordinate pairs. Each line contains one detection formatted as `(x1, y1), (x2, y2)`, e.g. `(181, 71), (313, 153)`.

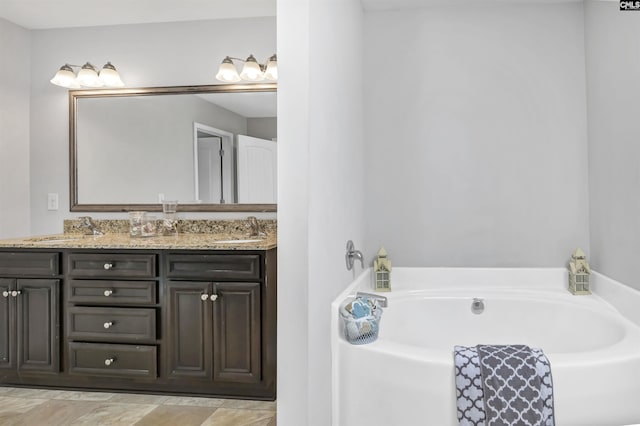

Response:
(373, 247), (392, 292)
(568, 248), (591, 295)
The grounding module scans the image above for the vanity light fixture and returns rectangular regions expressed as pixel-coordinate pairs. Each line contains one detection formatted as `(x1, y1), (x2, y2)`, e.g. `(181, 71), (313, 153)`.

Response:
(216, 54), (277, 83)
(50, 62), (125, 88)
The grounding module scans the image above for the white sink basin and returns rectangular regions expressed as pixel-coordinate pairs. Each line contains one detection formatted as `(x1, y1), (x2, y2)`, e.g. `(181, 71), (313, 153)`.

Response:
(25, 235), (100, 243)
(214, 239), (263, 244)
(37, 239), (82, 243)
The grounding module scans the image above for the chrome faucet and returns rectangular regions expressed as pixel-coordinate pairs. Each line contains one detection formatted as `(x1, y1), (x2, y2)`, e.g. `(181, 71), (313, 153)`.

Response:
(78, 216), (103, 235)
(247, 216), (265, 238)
(345, 240), (364, 270)
(356, 291), (388, 308)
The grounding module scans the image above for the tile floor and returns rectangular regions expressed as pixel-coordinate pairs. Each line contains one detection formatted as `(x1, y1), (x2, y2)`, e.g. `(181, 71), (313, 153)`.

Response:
(0, 386), (276, 426)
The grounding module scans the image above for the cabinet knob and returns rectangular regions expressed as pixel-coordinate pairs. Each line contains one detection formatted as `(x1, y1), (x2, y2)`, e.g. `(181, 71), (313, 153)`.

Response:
(210, 294), (218, 301)
(103, 290), (113, 297)
(11, 290), (21, 297)
(200, 293), (209, 301)
(103, 321), (113, 329)
(104, 358), (115, 366)
(1, 291), (8, 298)
(103, 262), (114, 270)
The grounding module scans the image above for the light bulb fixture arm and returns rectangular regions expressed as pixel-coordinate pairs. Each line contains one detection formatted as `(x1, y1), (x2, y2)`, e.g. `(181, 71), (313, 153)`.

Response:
(60, 63), (99, 71)
(225, 56), (269, 71)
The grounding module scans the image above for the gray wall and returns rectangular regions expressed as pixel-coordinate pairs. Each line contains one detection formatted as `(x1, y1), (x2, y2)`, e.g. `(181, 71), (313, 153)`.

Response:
(585, 1), (640, 290)
(247, 117), (277, 140)
(29, 17), (276, 234)
(0, 17), (30, 238)
(363, 3), (590, 267)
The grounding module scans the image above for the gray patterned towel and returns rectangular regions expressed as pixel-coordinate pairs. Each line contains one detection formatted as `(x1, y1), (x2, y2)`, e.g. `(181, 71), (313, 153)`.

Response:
(454, 345), (555, 426)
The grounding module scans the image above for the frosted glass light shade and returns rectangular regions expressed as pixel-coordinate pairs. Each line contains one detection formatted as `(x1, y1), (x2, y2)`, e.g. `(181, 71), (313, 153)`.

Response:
(216, 57), (241, 83)
(99, 62), (125, 87)
(264, 54), (278, 81)
(239, 55), (265, 81)
(76, 63), (103, 87)
(50, 64), (80, 88)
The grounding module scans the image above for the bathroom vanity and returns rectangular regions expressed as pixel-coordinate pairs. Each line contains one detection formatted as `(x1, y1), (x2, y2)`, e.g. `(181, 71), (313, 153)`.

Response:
(0, 231), (277, 400)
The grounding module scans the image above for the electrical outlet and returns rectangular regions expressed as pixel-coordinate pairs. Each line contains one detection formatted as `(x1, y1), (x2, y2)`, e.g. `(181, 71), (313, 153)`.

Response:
(47, 193), (59, 211)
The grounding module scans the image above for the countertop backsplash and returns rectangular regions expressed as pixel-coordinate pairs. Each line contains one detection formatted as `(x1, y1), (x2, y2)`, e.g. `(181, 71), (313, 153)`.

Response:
(63, 218), (277, 235)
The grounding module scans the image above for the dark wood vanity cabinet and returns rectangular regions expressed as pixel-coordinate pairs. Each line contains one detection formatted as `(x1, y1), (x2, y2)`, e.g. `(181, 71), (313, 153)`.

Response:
(164, 251), (276, 399)
(0, 252), (60, 375)
(0, 247), (276, 400)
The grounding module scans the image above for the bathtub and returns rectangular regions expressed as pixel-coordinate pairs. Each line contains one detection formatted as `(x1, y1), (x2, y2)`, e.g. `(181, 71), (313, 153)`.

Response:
(331, 268), (640, 426)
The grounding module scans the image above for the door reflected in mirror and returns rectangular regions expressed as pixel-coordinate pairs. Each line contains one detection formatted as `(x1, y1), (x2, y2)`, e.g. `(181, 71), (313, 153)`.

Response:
(70, 83), (277, 212)
(194, 125), (277, 204)
(194, 123), (235, 204)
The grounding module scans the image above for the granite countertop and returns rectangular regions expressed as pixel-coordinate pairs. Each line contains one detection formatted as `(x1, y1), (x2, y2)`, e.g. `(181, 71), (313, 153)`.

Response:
(0, 218), (277, 250)
(0, 232), (277, 251)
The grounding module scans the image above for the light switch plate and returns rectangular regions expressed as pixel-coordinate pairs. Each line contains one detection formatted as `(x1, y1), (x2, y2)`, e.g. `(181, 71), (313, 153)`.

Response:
(47, 193), (59, 211)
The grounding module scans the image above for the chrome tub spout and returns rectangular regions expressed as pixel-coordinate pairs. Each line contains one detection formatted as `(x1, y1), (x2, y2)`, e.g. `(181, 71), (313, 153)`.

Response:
(356, 291), (388, 308)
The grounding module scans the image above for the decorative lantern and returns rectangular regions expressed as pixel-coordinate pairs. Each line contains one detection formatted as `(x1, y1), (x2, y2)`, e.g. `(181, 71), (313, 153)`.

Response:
(568, 248), (591, 295)
(373, 247), (392, 292)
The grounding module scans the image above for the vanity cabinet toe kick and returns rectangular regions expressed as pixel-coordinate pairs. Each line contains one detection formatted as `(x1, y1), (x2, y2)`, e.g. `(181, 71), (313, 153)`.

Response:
(0, 247), (277, 400)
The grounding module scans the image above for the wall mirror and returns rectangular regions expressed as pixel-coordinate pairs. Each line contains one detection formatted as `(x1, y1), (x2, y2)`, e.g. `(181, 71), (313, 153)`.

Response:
(70, 83), (277, 212)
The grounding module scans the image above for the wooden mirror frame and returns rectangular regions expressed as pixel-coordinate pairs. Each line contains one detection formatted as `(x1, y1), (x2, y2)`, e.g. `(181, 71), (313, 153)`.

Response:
(69, 83), (277, 212)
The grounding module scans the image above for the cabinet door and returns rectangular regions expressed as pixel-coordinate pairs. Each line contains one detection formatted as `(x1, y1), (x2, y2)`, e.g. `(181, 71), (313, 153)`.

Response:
(16, 279), (60, 373)
(212, 282), (261, 383)
(166, 281), (212, 379)
(0, 278), (15, 370)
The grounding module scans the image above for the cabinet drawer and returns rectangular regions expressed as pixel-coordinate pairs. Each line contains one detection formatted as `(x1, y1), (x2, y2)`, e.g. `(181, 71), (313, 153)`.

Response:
(67, 253), (156, 278)
(67, 307), (156, 342)
(68, 280), (157, 305)
(68, 342), (157, 379)
(165, 254), (260, 280)
(0, 252), (59, 276)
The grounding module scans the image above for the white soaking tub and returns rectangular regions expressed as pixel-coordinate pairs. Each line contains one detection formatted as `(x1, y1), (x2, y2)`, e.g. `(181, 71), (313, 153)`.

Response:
(331, 268), (640, 426)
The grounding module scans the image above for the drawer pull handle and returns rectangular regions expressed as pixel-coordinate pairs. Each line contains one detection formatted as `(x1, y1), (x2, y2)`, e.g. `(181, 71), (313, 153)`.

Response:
(200, 293), (209, 301)
(11, 290), (21, 297)
(103, 321), (113, 329)
(104, 357), (116, 366)
(103, 262), (114, 270)
(103, 290), (113, 297)
(2, 291), (8, 298)
(210, 294), (218, 301)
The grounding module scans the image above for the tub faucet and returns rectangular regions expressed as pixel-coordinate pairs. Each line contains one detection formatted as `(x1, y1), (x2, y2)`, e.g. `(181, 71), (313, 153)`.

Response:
(78, 216), (103, 235)
(247, 216), (265, 237)
(345, 240), (364, 271)
(356, 291), (388, 308)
